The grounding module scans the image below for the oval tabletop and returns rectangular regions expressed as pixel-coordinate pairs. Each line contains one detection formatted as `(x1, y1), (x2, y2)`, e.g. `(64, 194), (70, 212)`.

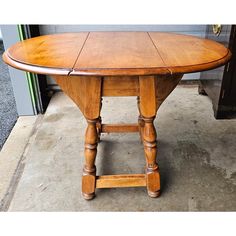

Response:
(3, 32), (231, 76)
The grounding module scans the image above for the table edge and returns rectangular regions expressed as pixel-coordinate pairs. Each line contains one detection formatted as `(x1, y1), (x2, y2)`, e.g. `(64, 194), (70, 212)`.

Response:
(3, 51), (71, 75)
(3, 36), (232, 76)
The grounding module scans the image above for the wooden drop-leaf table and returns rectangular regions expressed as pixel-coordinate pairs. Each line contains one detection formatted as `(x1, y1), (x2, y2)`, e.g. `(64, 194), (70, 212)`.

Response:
(3, 32), (231, 200)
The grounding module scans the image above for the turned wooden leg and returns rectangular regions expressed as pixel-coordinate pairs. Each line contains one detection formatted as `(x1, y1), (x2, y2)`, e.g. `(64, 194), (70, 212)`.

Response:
(96, 116), (102, 142)
(52, 76), (103, 200)
(82, 118), (99, 200)
(137, 96), (144, 142)
(139, 76), (160, 197)
(96, 98), (103, 142)
(142, 117), (160, 197)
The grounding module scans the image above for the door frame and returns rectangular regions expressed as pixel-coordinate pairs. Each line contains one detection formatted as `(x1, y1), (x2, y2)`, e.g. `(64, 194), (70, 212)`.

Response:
(1, 24), (45, 115)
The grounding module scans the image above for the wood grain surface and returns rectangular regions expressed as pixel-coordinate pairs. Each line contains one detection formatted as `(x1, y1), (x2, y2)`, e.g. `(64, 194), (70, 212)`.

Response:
(73, 32), (167, 75)
(4, 33), (88, 75)
(3, 32), (231, 76)
(149, 32), (231, 74)
(96, 174), (146, 188)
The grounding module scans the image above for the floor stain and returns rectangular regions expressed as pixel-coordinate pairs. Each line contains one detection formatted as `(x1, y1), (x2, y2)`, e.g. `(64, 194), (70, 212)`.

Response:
(174, 140), (211, 165)
(44, 114), (64, 122)
(35, 137), (56, 151)
(172, 140), (236, 211)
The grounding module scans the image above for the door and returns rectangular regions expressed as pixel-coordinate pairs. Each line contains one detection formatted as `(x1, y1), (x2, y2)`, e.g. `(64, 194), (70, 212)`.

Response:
(199, 25), (236, 119)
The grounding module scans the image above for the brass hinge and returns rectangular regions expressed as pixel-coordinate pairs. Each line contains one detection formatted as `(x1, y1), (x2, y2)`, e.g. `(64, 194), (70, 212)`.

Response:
(212, 25), (222, 36)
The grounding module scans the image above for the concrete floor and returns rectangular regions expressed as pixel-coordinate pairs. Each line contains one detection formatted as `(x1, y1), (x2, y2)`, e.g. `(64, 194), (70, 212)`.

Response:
(0, 85), (236, 211)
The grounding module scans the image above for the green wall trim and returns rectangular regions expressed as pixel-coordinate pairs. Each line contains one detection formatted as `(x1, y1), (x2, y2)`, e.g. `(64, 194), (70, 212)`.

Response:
(17, 25), (37, 114)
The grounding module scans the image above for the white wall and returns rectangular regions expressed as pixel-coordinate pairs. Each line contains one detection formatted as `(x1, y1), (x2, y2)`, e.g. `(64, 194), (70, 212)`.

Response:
(39, 25), (206, 37)
(39, 25), (207, 88)
(1, 25), (35, 115)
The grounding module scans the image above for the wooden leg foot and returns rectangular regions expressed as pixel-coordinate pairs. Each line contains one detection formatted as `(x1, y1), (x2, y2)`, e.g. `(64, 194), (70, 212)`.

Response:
(148, 190), (161, 198)
(82, 192), (96, 200)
